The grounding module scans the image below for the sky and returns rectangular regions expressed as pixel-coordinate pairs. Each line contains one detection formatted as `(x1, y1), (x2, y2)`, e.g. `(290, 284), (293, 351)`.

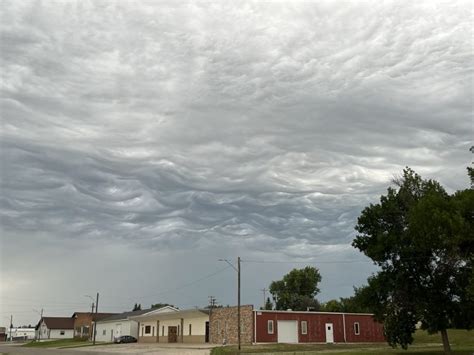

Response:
(0, 1), (472, 327)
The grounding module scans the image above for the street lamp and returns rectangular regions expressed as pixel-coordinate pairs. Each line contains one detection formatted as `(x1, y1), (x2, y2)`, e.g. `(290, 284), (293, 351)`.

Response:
(84, 295), (95, 313)
(219, 257), (241, 351)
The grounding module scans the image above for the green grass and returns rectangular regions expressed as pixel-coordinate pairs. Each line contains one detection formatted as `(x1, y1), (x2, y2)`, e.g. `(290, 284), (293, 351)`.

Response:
(211, 329), (474, 355)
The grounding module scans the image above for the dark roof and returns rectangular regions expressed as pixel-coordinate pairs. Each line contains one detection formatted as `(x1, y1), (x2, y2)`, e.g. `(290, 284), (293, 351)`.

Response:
(71, 312), (118, 321)
(36, 317), (74, 330)
(98, 309), (155, 322)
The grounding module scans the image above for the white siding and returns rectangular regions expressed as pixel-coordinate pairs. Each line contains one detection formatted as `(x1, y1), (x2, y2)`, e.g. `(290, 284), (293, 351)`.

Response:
(96, 320), (137, 342)
(48, 329), (74, 339)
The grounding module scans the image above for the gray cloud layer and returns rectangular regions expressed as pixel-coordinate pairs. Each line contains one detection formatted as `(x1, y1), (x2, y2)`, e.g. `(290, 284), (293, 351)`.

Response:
(1, 1), (472, 325)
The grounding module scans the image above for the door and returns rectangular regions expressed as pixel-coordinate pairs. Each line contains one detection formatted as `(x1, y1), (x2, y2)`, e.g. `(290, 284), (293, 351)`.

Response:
(325, 323), (334, 343)
(277, 320), (298, 343)
(168, 326), (178, 343)
(205, 321), (209, 343)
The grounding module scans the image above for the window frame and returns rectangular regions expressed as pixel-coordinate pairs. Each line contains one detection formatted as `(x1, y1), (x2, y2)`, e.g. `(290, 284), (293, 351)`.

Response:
(267, 320), (274, 334)
(301, 321), (308, 335)
(354, 322), (360, 335)
(145, 325), (151, 335)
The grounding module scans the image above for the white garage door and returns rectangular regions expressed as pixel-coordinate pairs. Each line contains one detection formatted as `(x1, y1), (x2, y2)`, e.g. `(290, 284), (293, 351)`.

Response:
(277, 320), (298, 343)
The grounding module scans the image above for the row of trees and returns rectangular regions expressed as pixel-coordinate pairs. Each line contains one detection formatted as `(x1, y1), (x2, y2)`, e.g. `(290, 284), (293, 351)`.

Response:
(131, 303), (175, 311)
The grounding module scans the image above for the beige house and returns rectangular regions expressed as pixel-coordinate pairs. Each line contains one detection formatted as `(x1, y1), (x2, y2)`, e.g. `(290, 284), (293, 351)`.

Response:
(130, 309), (210, 343)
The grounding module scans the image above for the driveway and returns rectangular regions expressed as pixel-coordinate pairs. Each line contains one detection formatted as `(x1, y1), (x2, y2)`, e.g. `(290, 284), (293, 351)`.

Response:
(0, 343), (214, 355)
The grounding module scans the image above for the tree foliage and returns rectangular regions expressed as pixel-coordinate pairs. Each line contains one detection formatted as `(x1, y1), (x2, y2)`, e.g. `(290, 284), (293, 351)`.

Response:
(321, 287), (374, 313)
(264, 297), (273, 310)
(352, 168), (474, 354)
(132, 303), (142, 311)
(151, 303), (175, 309)
(269, 266), (322, 311)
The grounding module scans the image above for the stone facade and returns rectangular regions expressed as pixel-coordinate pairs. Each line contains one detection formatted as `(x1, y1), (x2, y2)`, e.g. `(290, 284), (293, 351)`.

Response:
(209, 305), (253, 344)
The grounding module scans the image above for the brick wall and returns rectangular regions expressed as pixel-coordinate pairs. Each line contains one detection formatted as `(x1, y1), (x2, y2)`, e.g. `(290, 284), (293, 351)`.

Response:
(209, 305), (253, 344)
(73, 313), (93, 339)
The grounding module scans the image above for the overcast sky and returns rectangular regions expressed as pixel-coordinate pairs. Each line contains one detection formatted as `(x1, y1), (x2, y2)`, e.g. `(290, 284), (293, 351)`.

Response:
(1, 1), (472, 327)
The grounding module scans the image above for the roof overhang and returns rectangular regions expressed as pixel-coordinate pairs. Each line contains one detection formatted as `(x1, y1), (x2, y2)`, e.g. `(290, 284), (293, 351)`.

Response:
(130, 309), (209, 322)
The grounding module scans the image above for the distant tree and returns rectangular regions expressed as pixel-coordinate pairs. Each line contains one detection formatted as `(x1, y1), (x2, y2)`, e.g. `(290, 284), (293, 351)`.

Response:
(322, 299), (343, 312)
(269, 266), (322, 311)
(264, 297), (273, 310)
(204, 304), (223, 309)
(352, 168), (474, 354)
(320, 290), (373, 313)
(132, 303), (142, 311)
(151, 303), (175, 309)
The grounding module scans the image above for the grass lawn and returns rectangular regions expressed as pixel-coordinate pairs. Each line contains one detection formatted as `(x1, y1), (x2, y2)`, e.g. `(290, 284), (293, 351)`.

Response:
(211, 329), (474, 355)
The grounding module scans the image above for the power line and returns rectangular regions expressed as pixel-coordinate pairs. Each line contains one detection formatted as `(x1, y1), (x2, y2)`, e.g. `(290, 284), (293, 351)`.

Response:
(242, 255), (444, 264)
(109, 265), (233, 303)
(242, 259), (371, 264)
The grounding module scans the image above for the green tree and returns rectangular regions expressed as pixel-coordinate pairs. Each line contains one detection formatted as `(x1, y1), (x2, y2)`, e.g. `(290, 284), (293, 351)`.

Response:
(264, 297), (273, 310)
(151, 303), (175, 309)
(269, 266), (322, 311)
(132, 303), (141, 311)
(352, 168), (473, 354)
(322, 299), (343, 312)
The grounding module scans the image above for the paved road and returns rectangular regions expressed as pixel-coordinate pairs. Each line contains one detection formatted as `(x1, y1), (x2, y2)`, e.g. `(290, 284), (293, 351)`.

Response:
(0, 343), (213, 355)
(0, 343), (108, 355)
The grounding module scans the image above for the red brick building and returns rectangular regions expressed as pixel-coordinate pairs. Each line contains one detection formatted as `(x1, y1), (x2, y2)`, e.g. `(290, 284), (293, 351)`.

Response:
(254, 310), (385, 343)
(72, 312), (118, 339)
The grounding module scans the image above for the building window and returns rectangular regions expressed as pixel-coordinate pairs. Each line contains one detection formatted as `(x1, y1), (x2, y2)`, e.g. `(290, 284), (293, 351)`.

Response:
(60, 330), (65, 335)
(354, 322), (360, 335)
(301, 321), (307, 335)
(145, 325), (151, 335)
(189, 324), (192, 335)
(102, 329), (106, 335)
(267, 320), (274, 334)
(162, 326), (164, 336)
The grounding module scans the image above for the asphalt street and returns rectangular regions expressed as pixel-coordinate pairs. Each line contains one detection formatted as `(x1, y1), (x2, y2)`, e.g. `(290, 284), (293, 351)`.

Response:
(0, 343), (109, 355)
(0, 343), (213, 355)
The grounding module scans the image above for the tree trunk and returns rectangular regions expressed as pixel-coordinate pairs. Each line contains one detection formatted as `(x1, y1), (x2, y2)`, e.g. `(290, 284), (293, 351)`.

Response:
(440, 329), (451, 355)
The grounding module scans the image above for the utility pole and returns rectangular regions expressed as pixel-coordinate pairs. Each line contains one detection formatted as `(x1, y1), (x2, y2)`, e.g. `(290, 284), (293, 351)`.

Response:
(237, 256), (241, 351)
(218, 257), (241, 350)
(35, 309), (43, 341)
(9, 315), (12, 342)
(261, 288), (267, 309)
(93, 292), (99, 345)
(208, 296), (216, 342)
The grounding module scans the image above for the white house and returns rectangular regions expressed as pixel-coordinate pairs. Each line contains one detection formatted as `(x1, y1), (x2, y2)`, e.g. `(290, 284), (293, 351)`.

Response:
(35, 317), (74, 340)
(95, 306), (179, 342)
(7, 327), (36, 341)
(130, 308), (210, 343)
